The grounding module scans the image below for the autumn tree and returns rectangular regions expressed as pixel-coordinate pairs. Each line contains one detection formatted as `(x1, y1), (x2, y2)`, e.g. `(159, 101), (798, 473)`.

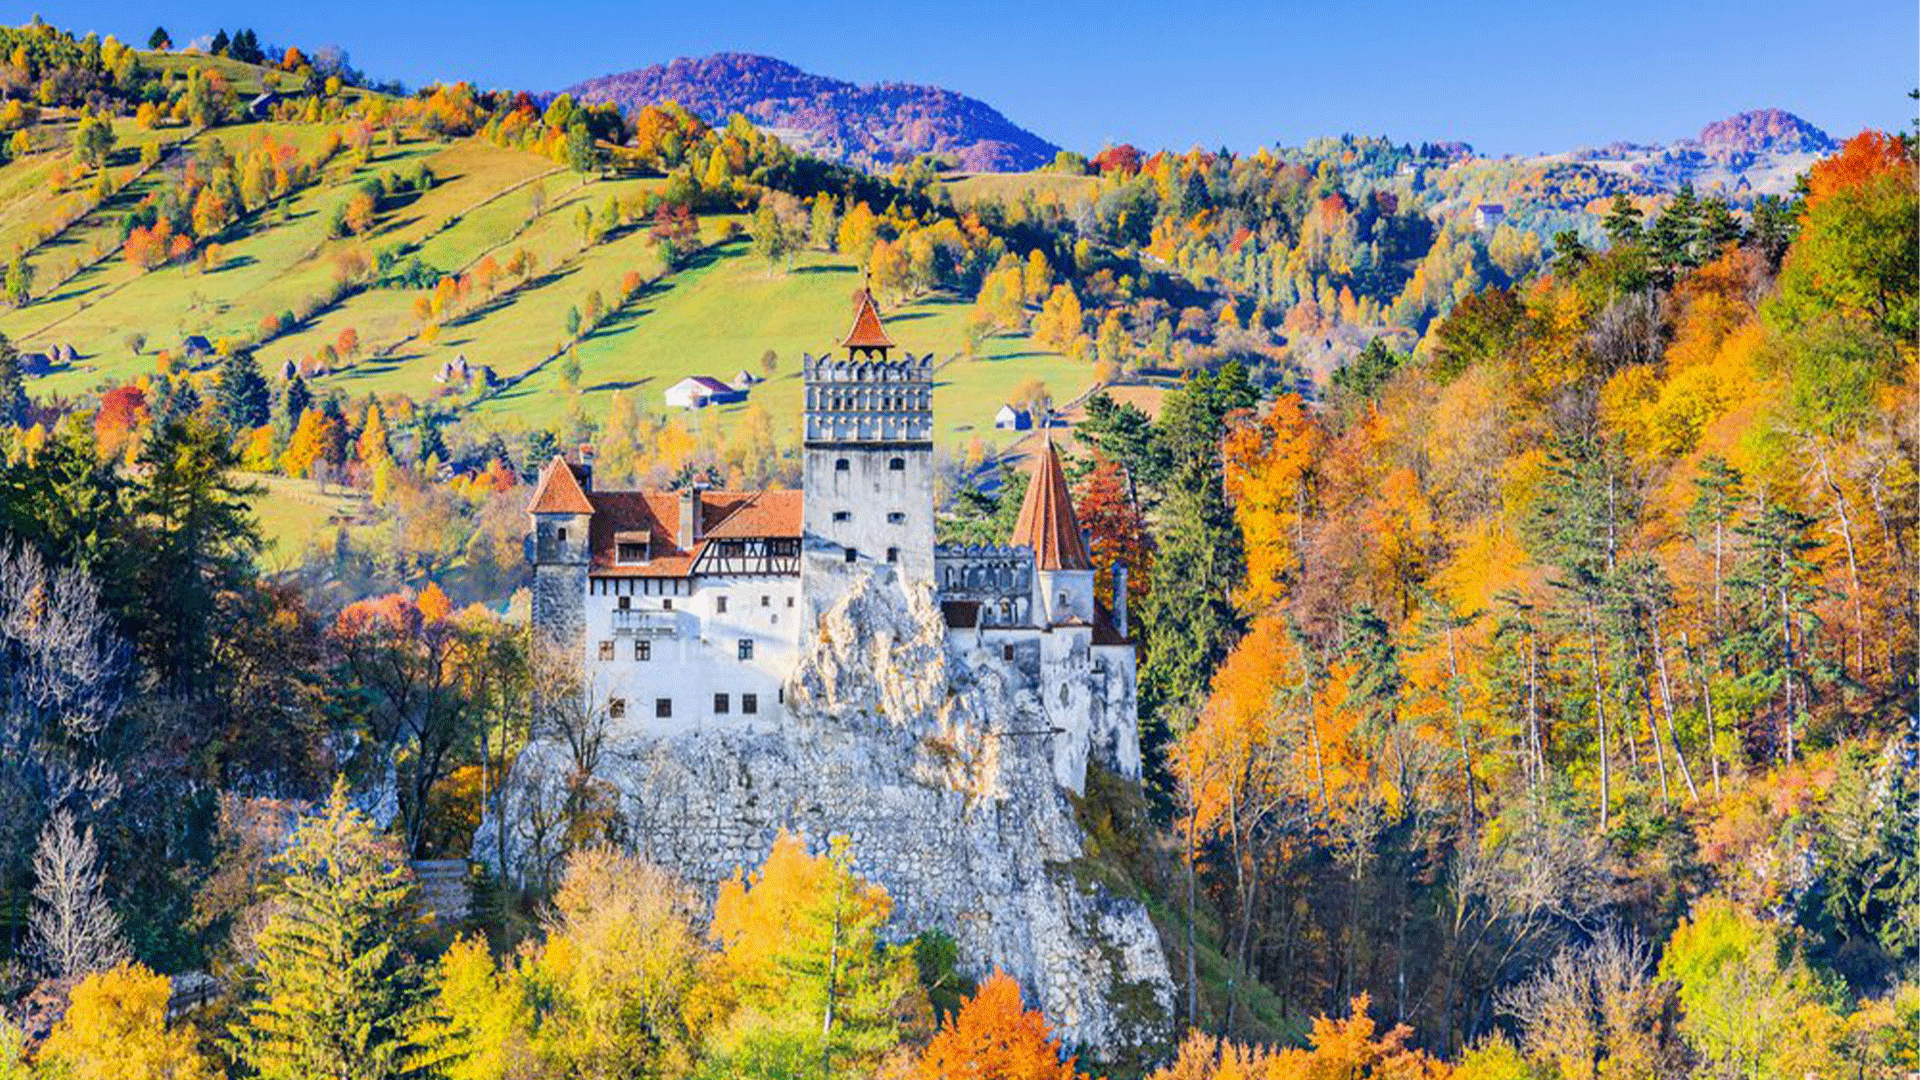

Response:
(696, 832), (926, 1078)
(37, 963), (221, 1080)
(914, 971), (1082, 1080)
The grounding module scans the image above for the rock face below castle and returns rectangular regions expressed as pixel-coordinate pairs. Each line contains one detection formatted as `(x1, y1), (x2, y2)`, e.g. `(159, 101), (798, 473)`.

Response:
(493, 572), (1173, 1050)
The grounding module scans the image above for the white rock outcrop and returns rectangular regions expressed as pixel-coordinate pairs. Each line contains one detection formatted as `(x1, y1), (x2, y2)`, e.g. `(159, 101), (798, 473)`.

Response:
(486, 572), (1173, 1050)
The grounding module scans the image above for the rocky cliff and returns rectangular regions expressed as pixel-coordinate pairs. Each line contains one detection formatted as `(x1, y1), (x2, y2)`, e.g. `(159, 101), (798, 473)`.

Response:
(488, 572), (1173, 1050)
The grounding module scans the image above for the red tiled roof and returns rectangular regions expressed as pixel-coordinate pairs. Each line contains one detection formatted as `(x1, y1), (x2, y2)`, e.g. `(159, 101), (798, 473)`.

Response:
(1011, 438), (1092, 571)
(586, 488), (802, 578)
(1093, 601), (1128, 646)
(527, 456), (595, 514)
(841, 289), (894, 350)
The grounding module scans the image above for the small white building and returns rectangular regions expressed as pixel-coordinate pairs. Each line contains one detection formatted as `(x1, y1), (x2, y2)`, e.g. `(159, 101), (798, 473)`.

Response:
(665, 375), (747, 410)
(1473, 203), (1506, 231)
(993, 403), (1032, 431)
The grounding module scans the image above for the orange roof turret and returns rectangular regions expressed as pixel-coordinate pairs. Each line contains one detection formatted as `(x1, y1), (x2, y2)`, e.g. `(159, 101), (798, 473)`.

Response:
(1011, 437), (1092, 571)
(841, 288), (894, 351)
(528, 455), (595, 515)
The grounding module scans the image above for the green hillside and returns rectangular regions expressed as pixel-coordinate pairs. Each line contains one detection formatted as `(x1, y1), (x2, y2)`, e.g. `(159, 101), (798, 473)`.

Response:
(0, 50), (1085, 459)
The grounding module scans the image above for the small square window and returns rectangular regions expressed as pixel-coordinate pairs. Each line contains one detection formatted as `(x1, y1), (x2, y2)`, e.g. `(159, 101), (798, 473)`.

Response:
(887, 511), (905, 524)
(844, 547), (858, 563)
(743, 693), (759, 715)
(663, 598), (673, 611)
(786, 596), (794, 608)
(738, 638), (754, 660)
(886, 547), (899, 564)
(598, 641), (614, 661)
(833, 510), (851, 522)
(634, 640), (651, 661)
(717, 595), (729, 613)
(760, 594), (770, 607)
(618, 595), (631, 610)
(609, 698), (626, 718)
(655, 697), (672, 718)
(714, 693), (730, 715)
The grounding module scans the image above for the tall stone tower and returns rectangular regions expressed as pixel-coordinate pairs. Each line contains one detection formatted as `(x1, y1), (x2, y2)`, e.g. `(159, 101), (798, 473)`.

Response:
(800, 289), (935, 623)
(527, 454), (594, 649)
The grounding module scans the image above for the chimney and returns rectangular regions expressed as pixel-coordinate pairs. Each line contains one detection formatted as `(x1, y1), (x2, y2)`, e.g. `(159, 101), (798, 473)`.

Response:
(676, 483), (704, 549)
(575, 444), (595, 491)
(1112, 563), (1128, 639)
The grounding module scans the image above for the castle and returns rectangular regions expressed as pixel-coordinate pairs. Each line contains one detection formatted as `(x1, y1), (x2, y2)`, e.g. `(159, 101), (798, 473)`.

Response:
(526, 290), (1139, 792)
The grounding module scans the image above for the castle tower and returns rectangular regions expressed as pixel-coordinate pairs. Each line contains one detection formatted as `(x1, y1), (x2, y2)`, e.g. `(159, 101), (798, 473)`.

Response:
(527, 454), (596, 648)
(1011, 437), (1095, 627)
(800, 289), (935, 621)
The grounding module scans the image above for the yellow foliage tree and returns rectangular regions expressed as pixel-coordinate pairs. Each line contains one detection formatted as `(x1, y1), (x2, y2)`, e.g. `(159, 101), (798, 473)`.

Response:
(37, 963), (222, 1080)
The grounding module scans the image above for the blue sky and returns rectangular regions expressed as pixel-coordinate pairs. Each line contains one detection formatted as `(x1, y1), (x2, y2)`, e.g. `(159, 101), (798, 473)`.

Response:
(15, 0), (1916, 155)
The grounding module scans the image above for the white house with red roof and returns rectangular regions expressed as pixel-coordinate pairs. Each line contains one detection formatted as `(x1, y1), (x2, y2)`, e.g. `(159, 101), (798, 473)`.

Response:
(528, 290), (1138, 792)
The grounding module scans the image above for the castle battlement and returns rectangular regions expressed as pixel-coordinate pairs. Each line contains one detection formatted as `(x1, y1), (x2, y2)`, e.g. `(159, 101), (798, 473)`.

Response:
(526, 289), (1138, 793)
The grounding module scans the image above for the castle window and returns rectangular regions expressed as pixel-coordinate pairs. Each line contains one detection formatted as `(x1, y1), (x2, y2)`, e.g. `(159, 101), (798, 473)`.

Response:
(889, 457), (905, 471)
(717, 595), (729, 614)
(634, 640), (651, 661)
(888, 512), (906, 524)
(786, 596), (795, 608)
(662, 598), (673, 611)
(760, 594), (770, 607)
(844, 547), (858, 563)
(556, 527), (568, 543)
(597, 641), (614, 661)
(1002, 644), (1015, 661)
(609, 698), (626, 719)
(618, 595), (630, 610)
(886, 547), (898, 564)
(833, 511), (851, 522)
(617, 542), (645, 563)
(999, 599), (1012, 619)
(743, 693), (759, 715)
(738, 638), (754, 660)
(835, 458), (850, 472)
(714, 693), (731, 715)
(1059, 685), (1070, 705)
(655, 698), (673, 718)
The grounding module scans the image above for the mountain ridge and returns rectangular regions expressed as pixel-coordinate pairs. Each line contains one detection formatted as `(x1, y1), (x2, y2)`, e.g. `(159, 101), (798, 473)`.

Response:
(566, 52), (1060, 172)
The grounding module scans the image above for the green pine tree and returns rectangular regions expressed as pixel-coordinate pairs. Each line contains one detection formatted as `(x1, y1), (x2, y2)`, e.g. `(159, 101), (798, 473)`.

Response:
(232, 778), (431, 1080)
(0, 332), (27, 426)
(216, 350), (271, 431)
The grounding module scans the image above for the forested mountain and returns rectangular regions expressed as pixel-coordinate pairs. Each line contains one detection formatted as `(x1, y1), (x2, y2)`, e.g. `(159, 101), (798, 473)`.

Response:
(567, 52), (1060, 171)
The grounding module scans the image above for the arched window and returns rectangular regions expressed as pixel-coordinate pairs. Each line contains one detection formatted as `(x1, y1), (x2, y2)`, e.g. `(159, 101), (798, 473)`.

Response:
(889, 457), (905, 471)
(835, 458), (850, 472)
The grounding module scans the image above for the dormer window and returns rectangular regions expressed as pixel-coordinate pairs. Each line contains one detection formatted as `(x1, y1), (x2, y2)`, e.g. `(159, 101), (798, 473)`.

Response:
(617, 542), (646, 563)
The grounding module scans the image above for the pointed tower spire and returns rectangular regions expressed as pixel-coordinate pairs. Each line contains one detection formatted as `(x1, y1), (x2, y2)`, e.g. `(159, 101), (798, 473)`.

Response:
(841, 287), (894, 355)
(1011, 437), (1092, 571)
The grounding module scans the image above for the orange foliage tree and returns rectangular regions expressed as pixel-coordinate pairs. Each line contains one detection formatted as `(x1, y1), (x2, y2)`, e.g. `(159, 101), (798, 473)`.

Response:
(914, 970), (1083, 1080)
